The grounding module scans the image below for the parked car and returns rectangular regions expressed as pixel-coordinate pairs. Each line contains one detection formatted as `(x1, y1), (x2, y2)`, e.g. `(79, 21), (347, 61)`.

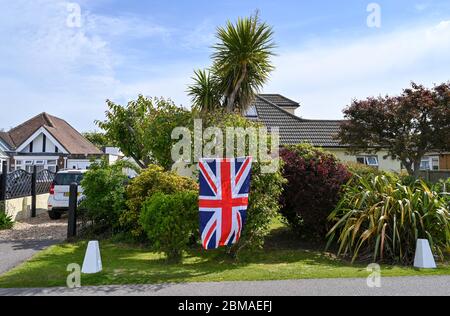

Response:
(47, 169), (87, 220)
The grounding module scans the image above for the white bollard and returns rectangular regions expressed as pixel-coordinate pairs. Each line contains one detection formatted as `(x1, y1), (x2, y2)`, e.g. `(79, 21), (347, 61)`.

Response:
(413, 239), (437, 269)
(81, 240), (103, 274)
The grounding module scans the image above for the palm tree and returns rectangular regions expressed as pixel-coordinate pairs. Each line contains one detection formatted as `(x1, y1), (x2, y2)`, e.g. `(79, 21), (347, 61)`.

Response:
(187, 69), (222, 113)
(212, 13), (276, 113)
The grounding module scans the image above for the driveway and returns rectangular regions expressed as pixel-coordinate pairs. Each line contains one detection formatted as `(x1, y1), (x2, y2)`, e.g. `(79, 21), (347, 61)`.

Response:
(0, 213), (66, 275)
(1, 276), (449, 296)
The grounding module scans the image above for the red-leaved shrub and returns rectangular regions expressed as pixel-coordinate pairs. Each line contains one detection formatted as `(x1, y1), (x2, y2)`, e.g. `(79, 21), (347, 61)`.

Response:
(280, 144), (351, 240)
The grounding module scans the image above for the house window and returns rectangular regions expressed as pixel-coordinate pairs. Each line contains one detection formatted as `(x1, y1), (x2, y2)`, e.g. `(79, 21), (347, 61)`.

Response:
(356, 156), (379, 167)
(356, 157), (366, 165)
(15, 159), (58, 172)
(431, 158), (439, 171)
(420, 157), (440, 171)
(420, 159), (430, 171)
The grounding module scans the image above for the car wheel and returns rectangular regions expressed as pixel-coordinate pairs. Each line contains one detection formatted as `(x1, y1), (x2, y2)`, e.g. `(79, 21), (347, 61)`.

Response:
(48, 211), (62, 220)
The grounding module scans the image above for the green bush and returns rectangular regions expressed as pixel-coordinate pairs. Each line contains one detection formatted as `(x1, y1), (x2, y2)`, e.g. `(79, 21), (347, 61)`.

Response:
(121, 165), (198, 239)
(80, 160), (130, 234)
(327, 175), (450, 264)
(345, 161), (385, 178)
(140, 191), (198, 263)
(280, 144), (351, 240)
(0, 209), (13, 230)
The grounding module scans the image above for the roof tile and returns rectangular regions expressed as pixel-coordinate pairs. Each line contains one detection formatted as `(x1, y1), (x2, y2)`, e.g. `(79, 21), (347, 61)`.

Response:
(250, 95), (345, 147)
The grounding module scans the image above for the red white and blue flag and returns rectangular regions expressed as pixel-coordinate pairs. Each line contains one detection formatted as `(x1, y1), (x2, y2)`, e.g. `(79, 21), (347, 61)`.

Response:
(199, 157), (253, 250)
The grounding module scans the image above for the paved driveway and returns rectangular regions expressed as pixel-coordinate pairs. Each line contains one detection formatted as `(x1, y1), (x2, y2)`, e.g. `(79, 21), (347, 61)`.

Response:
(0, 213), (66, 275)
(1, 276), (449, 296)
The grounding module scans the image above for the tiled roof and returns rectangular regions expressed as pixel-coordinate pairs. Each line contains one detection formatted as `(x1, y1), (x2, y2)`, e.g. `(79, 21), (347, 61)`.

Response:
(1, 113), (102, 155)
(250, 95), (345, 147)
(0, 131), (14, 149)
(258, 94), (300, 108)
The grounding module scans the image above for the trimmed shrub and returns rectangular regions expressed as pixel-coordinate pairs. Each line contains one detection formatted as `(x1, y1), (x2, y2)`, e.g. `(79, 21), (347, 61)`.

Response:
(80, 160), (130, 234)
(121, 165), (198, 239)
(140, 191), (198, 263)
(280, 144), (351, 240)
(327, 175), (450, 264)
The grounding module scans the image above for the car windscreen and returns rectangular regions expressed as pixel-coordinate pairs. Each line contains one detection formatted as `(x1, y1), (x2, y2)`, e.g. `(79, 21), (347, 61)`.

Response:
(54, 173), (84, 186)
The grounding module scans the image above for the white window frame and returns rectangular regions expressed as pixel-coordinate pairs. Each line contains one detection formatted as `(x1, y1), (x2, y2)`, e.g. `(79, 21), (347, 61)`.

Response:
(14, 156), (59, 172)
(420, 156), (440, 171)
(356, 155), (379, 167)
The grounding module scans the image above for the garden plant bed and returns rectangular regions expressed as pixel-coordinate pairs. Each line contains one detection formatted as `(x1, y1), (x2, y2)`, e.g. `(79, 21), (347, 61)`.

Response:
(1, 220), (449, 288)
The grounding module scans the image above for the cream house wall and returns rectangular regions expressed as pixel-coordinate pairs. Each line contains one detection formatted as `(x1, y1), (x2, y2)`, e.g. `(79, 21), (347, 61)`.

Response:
(329, 148), (403, 173)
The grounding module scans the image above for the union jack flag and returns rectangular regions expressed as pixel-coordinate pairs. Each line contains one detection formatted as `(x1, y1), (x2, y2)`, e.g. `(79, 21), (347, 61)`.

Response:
(199, 157), (253, 250)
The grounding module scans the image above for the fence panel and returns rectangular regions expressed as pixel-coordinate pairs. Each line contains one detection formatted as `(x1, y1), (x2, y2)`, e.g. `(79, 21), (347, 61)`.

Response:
(418, 171), (450, 183)
(36, 169), (56, 195)
(1, 169), (56, 200)
(6, 169), (32, 199)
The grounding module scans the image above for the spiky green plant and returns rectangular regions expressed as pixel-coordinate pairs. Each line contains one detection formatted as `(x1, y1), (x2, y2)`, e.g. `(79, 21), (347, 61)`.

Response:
(212, 13), (276, 113)
(326, 175), (450, 264)
(187, 69), (222, 113)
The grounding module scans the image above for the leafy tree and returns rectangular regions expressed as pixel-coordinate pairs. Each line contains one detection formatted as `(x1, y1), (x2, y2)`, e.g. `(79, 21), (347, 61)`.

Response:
(82, 131), (110, 149)
(339, 82), (450, 177)
(188, 13), (276, 113)
(97, 96), (193, 170)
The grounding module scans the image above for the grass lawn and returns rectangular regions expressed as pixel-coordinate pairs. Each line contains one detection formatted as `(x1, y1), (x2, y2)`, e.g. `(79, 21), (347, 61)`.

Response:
(1, 218), (449, 288)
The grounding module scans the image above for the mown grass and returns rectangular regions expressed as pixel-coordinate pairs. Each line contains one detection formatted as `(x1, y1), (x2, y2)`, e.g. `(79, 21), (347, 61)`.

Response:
(0, 217), (449, 288)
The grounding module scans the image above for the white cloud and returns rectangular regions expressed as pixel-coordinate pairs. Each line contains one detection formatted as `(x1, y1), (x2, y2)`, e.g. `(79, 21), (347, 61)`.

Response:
(1, 1), (449, 132)
(0, 0), (186, 131)
(266, 20), (450, 119)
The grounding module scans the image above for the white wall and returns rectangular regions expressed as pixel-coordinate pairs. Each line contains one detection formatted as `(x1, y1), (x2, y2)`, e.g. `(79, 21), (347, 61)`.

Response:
(20, 132), (58, 153)
(67, 159), (92, 170)
(330, 148), (403, 173)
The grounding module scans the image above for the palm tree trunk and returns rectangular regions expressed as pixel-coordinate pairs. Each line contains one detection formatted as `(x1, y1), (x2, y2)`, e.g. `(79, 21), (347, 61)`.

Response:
(226, 65), (247, 113)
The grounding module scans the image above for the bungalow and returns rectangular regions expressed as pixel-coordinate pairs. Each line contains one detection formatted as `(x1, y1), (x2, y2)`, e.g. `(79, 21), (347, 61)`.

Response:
(0, 113), (103, 172)
(246, 94), (449, 173)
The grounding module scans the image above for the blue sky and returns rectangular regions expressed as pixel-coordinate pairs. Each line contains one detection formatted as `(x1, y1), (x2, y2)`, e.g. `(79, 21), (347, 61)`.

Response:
(1, 0), (450, 131)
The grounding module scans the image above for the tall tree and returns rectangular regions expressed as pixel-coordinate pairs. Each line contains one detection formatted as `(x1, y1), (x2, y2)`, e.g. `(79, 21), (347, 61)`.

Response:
(213, 13), (275, 113)
(97, 96), (193, 170)
(188, 13), (276, 114)
(82, 131), (110, 149)
(338, 82), (450, 177)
